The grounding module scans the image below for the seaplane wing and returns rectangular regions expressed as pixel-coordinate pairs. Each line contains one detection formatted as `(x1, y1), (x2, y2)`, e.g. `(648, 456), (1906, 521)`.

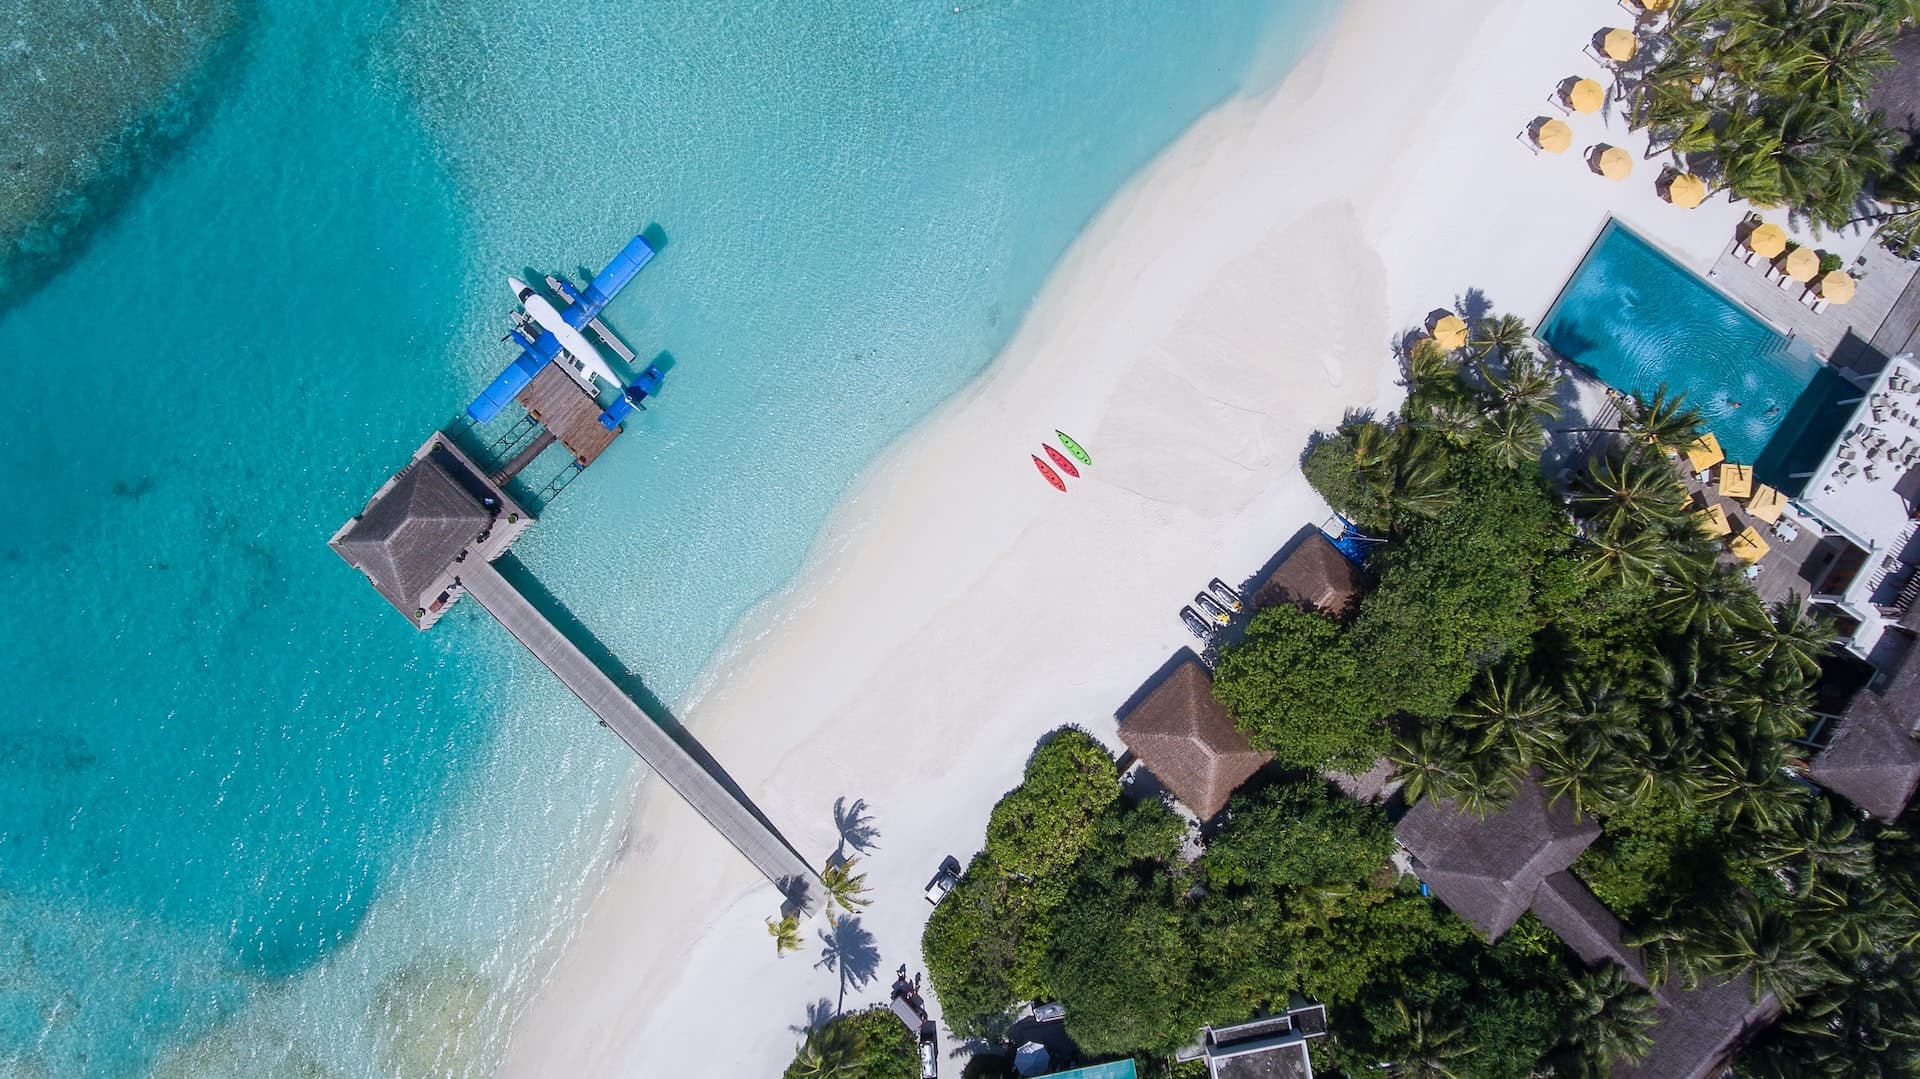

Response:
(466, 328), (565, 423)
(560, 234), (655, 330)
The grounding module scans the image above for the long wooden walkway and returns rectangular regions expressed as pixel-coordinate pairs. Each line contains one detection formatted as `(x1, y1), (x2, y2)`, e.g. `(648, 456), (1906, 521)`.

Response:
(461, 560), (817, 900)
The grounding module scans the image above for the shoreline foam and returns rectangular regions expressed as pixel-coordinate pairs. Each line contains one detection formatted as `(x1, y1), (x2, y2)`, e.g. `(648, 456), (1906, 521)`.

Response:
(498, 0), (1824, 1072)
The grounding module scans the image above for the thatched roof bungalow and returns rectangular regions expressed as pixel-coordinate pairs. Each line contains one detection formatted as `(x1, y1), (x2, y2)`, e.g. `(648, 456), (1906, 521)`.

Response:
(1394, 776), (1599, 940)
(1117, 652), (1269, 820)
(1253, 531), (1367, 621)
(1810, 647), (1920, 821)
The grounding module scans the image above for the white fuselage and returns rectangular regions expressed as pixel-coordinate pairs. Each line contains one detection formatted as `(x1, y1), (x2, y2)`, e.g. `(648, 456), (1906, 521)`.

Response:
(508, 276), (621, 389)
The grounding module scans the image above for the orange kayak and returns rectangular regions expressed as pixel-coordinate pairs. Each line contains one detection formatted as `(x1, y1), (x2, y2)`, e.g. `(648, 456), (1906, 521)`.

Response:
(1043, 444), (1080, 479)
(1033, 455), (1066, 491)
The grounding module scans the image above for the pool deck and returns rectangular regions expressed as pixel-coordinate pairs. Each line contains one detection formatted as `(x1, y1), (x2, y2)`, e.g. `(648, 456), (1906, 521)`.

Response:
(1705, 234), (1917, 360)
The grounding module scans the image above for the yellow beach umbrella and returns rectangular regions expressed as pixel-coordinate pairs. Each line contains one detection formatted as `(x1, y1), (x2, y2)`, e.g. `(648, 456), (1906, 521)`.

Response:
(1685, 432), (1725, 473)
(1568, 78), (1606, 114)
(1747, 484), (1786, 524)
(1730, 526), (1771, 564)
(1782, 247), (1820, 282)
(1432, 315), (1469, 351)
(1536, 118), (1573, 154)
(1694, 503), (1732, 538)
(1667, 173), (1707, 208)
(1598, 146), (1632, 180)
(1603, 29), (1638, 63)
(1819, 270), (1856, 304)
(1747, 223), (1787, 259)
(1641, 0), (1674, 10)
(1718, 462), (1753, 500)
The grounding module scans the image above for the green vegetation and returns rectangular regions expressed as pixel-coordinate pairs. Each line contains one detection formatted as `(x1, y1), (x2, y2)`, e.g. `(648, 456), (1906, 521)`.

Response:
(784, 1007), (919, 1079)
(926, 308), (1920, 1073)
(924, 726), (1645, 1075)
(1626, 0), (1915, 232)
(1210, 604), (1379, 771)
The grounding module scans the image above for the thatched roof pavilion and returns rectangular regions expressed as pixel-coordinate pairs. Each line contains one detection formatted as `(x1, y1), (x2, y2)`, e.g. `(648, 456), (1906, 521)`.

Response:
(332, 436), (524, 628)
(1253, 531), (1366, 621)
(1117, 653), (1269, 820)
(1810, 647), (1920, 821)
(1395, 776), (1599, 939)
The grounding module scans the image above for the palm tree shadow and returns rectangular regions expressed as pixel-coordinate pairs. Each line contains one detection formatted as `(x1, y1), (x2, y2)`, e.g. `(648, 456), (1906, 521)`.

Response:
(815, 915), (881, 1014)
(829, 796), (881, 866)
(790, 997), (835, 1035)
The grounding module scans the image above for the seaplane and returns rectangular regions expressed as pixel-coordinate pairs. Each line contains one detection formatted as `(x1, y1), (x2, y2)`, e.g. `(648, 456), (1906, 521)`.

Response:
(466, 234), (666, 431)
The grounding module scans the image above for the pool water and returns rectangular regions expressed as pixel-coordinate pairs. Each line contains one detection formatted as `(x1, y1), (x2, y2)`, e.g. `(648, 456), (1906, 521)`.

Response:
(1539, 220), (1821, 466)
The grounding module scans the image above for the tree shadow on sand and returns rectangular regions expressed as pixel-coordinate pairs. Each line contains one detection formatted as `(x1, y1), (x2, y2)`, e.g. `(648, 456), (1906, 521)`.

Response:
(830, 796), (881, 866)
(815, 915), (881, 1014)
(789, 996), (835, 1036)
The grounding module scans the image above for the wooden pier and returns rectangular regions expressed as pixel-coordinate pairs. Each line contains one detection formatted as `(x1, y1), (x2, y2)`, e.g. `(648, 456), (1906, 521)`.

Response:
(460, 560), (818, 900)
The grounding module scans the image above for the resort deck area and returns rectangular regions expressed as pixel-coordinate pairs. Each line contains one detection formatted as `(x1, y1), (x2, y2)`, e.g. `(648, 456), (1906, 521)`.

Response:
(1706, 235), (1917, 359)
(519, 363), (620, 465)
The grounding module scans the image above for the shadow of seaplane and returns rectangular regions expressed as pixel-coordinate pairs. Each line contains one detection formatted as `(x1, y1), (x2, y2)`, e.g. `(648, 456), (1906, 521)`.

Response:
(465, 234), (667, 432)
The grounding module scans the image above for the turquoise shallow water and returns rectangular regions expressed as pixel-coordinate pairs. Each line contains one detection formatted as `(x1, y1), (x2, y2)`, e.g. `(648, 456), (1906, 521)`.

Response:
(0, 0), (1341, 1073)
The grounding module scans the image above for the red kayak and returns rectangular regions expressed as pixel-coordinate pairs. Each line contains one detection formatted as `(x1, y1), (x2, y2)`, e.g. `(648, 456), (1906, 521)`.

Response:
(1043, 444), (1080, 479)
(1033, 455), (1066, 492)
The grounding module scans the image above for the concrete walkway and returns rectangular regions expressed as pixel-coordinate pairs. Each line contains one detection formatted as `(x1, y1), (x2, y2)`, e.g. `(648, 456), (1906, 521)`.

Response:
(461, 560), (818, 905)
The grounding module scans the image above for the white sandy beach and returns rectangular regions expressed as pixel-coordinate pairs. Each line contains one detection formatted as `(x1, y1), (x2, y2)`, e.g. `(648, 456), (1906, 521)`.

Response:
(499, 0), (1858, 1074)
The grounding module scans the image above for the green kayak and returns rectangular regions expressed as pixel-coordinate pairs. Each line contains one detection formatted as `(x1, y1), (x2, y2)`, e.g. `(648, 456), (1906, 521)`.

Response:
(1055, 430), (1091, 467)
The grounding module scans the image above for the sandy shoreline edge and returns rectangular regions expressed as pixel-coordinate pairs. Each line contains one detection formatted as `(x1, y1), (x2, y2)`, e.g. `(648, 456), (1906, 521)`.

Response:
(499, 0), (1780, 1073)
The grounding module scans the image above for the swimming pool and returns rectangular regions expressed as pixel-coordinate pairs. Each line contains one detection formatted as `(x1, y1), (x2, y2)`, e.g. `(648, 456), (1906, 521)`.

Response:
(1539, 220), (1821, 466)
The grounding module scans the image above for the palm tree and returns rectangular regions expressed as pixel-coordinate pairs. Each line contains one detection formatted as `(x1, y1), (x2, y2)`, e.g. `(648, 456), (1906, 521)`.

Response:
(1654, 557), (1767, 641)
(1572, 449), (1688, 538)
(1758, 797), (1875, 897)
(1560, 965), (1659, 1071)
(1731, 597), (1831, 683)
(1386, 1001), (1478, 1079)
(1379, 430), (1457, 529)
(768, 913), (803, 956)
(1582, 524), (1666, 590)
(1454, 667), (1560, 757)
(1681, 893), (1838, 1008)
(819, 857), (872, 921)
(1469, 313), (1530, 363)
(1620, 386), (1706, 455)
(1389, 723), (1476, 807)
(1479, 408), (1545, 470)
(1477, 348), (1563, 422)
(789, 1016), (861, 1078)
(1694, 737), (1799, 833)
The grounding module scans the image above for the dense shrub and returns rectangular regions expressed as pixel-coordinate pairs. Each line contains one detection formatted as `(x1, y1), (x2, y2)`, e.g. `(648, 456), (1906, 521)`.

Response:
(1212, 604), (1382, 771)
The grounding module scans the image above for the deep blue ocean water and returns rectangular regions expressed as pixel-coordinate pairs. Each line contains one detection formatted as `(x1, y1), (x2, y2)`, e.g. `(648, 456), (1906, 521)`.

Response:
(0, 0), (1341, 1073)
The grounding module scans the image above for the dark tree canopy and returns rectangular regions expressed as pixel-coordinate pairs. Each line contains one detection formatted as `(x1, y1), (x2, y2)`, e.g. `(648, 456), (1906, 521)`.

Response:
(1212, 604), (1382, 771)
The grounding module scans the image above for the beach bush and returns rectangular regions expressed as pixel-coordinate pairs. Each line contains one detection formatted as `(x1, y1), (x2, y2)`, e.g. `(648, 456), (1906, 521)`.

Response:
(1301, 430), (1377, 529)
(1346, 452), (1567, 718)
(783, 1006), (919, 1079)
(1212, 604), (1382, 772)
(924, 728), (1123, 1038)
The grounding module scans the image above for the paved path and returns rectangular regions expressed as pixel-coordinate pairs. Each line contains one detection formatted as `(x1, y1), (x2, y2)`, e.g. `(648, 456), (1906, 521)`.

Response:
(462, 560), (818, 903)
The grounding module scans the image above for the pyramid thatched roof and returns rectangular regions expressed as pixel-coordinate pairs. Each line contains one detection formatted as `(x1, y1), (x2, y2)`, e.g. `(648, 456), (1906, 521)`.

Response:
(1811, 649), (1920, 821)
(1118, 654), (1269, 820)
(335, 456), (490, 615)
(1624, 973), (1779, 1079)
(1395, 777), (1599, 939)
(1254, 532), (1367, 621)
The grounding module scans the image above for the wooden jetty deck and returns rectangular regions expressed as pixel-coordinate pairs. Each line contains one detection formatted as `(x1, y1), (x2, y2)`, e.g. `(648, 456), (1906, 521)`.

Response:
(518, 364), (620, 465)
(461, 560), (818, 900)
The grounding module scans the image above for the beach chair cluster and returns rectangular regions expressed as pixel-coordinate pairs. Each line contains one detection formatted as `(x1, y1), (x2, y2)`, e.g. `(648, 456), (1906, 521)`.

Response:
(1733, 213), (1856, 313)
(1686, 434), (1791, 576)
(1831, 418), (1920, 490)
(1521, 22), (1709, 206)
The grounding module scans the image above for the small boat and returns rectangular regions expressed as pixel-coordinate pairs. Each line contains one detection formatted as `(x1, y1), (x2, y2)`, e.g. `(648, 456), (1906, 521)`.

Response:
(1043, 444), (1080, 479)
(1180, 606), (1212, 639)
(1208, 578), (1244, 611)
(1194, 592), (1233, 624)
(1055, 430), (1091, 467)
(1033, 455), (1066, 492)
